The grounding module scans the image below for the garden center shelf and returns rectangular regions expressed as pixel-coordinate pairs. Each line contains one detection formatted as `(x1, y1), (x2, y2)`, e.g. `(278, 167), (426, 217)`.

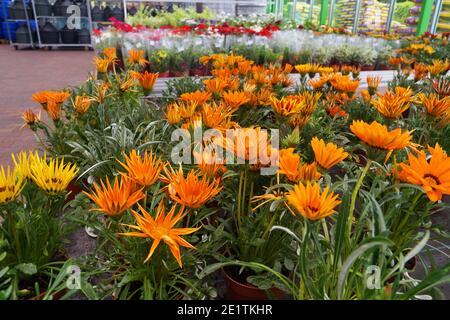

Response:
(1, 0), (36, 49)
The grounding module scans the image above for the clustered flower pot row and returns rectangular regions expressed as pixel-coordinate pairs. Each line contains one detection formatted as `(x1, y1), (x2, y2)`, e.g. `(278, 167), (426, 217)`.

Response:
(1, 36), (449, 299)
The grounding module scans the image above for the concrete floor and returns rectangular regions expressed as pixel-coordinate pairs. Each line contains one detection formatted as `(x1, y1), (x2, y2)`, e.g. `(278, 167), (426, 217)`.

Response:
(0, 44), (94, 165)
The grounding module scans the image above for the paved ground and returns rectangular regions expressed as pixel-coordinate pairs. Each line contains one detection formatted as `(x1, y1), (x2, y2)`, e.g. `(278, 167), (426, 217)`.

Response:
(0, 44), (94, 166)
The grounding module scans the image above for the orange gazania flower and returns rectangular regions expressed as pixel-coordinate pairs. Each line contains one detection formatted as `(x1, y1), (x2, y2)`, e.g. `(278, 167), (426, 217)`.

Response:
(118, 150), (164, 188)
(278, 148), (321, 183)
(203, 78), (228, 95)
(127, 49), (149, 67)
(218, 127), (276, 166)
(413, 63), (429, 81)
(162, 165), (222, 209)
(388, 57), (402, 67)
(165, 103), (182, 125)
(84, 176), (144, 217)
(32, 91), (51, 108)
(330, 74), (360, 94)
(222, 91), (250, 110)
(103, 47), (117, 61)
(366, 75), (381, 95)
(350, 120), (412, 151)
(131, 71), (158, 94)
(73, 95), (92, 114)
(397, 144), (450, 202)
(201, 102), (235, 131)
(286, 181), (341, 221)
(22, 109), (40, 127)
(360, 89), (371, 103)
(120, 201), (199, 267)
(371, 87), (413, 119)
(194, 149), (227, 179)
(181, 91), (212, 105)
(311, 137), (348, 170)
(46, 100), (61, 121)
(270, 96), (303, 117)
(416, 93), (450, 118)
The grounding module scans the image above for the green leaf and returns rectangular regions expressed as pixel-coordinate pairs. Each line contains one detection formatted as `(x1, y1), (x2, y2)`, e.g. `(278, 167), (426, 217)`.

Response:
(15, 263), (37, 276)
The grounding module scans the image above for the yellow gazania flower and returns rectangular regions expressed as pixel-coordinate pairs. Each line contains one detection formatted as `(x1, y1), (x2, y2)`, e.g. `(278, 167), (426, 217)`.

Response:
(428, 59), (449, 76)
(120, 201), (199, 267)
(294, 91), (322, 116)
(416, 93), (450, 118)
(127, 49), (149, 67)
(73, 95), (93, 115)
(371, 87), (413, 119)
(165, 103), (182, 125)
(84, 176), (144, 217)
(0, 165), (26, 205)
(286, 181), (341, 221)
(11, 150), (38, 179)
(366, 75), (381, 95)
(203, 78), (228, 94)
(92, 82), (110, 104)
(118, 149), (164, 188)
(174, 101), (198, 119)
(103, 47), (117, 61)
(270, 96), (303, 117)
(180, 90), (212, 105)
(130, 71), (159, 94)
(278, 148), (321, 183)
(222, 91), (250, 110)
(288, 113), (311, 129)
(30, 155), (78, 195)
(22, 109), (40, 127)
(350, 120), (412, 151)
(398, 144), (450, 202)
(311, 137), (348, 170)
(94, 57), (110, 73)
(161, 165), (222, 209)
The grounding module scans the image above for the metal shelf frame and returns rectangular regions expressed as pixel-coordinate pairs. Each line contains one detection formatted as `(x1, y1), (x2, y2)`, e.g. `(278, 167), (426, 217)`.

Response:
(30, 0), (96, 48)
(1, 0), (36, 49)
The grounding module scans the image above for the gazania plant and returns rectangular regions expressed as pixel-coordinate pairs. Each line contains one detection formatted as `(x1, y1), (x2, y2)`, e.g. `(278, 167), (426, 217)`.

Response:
(5, 42), (449, 301)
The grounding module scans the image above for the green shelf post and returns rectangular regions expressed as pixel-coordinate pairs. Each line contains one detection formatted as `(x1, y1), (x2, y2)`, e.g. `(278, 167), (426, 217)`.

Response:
(416, 0), (434, 35)
(320, 0), (329, 25)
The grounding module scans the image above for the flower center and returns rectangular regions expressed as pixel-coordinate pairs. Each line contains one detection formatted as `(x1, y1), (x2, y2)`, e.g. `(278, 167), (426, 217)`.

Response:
(423, 173), (440, 186)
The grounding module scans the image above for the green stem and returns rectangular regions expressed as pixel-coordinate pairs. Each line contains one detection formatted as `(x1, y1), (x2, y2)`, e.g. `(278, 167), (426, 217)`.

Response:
(237, 170), (245, 232)
(347, 159), (372, 242)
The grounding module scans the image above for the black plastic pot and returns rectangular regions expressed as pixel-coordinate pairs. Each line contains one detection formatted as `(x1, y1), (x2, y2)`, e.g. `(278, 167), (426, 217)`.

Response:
(78, 1), (87, 16)
(91, 5), (103, 21)
(77, 28), (90, 44)
(111, 6), (123, 21)
(102, 5), (111, 21)
(40, 21), (59, 44)
(54, 0), (72, 17)
(9, 0), (33, 19)
(15, 23), (31, 43)
(60, 25), (77, 43)
(127, 5), (137, 16)
(34, 0), (52, 17)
